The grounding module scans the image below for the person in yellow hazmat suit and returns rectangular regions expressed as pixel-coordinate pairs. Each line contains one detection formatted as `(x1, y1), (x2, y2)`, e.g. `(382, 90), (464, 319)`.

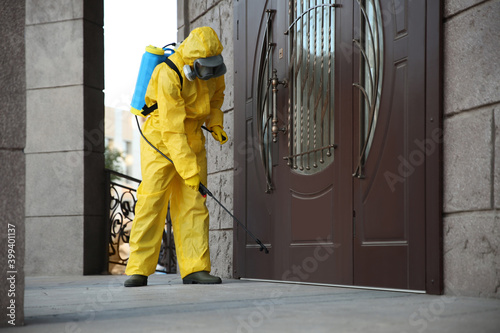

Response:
(124, 26), (228, 287)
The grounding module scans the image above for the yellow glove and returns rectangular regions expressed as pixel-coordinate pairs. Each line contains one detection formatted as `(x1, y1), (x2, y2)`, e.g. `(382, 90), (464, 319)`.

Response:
(185, 174), (200, 192)
(210, 125), (228, 144)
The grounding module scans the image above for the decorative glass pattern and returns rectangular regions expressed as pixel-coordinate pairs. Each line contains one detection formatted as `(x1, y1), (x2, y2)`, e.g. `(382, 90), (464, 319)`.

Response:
(257, 9), (276, 192)
(353, 0), (384, 178)
(285, 0), (338, 175)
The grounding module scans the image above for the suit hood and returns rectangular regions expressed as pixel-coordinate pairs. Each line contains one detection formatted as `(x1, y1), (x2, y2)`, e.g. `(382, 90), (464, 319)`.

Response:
(177, 27), (224, 66)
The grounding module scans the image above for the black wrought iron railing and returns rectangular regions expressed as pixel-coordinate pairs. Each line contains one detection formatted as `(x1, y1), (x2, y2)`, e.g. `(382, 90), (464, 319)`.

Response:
(105, 169), (177, 274)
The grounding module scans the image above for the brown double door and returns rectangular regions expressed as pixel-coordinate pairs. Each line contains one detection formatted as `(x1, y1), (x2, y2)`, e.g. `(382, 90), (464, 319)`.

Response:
(233, 0), (441, 293)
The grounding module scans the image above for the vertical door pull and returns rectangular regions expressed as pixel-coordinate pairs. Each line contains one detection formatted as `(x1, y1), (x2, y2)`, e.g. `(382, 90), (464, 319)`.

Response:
(271, 69), (288, 143)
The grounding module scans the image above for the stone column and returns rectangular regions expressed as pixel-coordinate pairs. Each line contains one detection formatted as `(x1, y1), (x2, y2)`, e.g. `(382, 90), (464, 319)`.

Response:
(443, 0), (500, 298)
(0, 1), (26, 327)
(25, 0), (106, 275)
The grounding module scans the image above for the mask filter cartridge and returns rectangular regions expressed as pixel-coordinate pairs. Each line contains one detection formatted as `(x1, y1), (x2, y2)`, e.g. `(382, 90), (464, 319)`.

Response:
(183, 64), (197, 81)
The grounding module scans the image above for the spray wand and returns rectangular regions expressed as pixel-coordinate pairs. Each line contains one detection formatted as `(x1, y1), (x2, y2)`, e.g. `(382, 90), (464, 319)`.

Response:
(135, 116), (269, 254)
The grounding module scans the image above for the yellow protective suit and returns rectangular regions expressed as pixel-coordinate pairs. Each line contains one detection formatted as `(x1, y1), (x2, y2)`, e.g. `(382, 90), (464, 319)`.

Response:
(125, 27), (225, 279)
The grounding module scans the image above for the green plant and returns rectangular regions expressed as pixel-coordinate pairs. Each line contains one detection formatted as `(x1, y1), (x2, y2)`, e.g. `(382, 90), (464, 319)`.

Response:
(105, 144), (124, 174)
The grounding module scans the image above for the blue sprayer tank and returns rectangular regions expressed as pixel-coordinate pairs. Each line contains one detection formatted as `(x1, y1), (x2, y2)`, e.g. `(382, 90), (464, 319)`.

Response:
(130, 45), (174, 116)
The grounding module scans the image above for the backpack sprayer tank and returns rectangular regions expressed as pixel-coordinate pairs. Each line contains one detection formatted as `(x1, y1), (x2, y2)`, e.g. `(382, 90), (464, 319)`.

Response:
(130, 45), (174, 117)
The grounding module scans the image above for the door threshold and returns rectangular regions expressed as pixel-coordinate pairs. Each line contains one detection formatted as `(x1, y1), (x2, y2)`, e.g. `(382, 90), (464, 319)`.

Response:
(239, 278), (426, 294)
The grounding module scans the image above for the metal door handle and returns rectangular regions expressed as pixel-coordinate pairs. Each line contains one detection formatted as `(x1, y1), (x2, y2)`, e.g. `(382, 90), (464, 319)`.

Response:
(271, 69), (288, 142)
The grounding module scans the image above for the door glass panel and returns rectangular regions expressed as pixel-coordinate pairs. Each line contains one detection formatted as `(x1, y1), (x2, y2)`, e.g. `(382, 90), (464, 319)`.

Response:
(257, 9), (276, 192)
(285, 0), (336, 175)
(361, 0), (383, 160)
(353, 0), (384, 177)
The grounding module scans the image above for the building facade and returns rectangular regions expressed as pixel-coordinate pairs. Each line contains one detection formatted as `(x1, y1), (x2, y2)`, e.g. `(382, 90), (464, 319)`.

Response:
(1, 1), (498, 326)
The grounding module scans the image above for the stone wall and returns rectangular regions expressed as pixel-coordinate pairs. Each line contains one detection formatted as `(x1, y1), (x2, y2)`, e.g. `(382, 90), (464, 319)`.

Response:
(24, 0), (106, 276)
(177, 0), (234, 278)
(443, 0), (500, 298)
(0, 0), (26, 326)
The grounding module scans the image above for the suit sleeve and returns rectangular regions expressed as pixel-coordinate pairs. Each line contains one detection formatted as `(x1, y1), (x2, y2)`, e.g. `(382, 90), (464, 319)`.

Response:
(205, 75), (225, 129)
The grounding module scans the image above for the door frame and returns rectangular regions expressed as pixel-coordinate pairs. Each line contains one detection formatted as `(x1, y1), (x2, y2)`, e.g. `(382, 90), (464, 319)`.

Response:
(423, 0), (443, 295)
(232, 0), (443, 295)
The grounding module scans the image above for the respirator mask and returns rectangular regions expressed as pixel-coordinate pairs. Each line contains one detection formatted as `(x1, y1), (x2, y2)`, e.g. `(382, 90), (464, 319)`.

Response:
(183, 54), (227, 81)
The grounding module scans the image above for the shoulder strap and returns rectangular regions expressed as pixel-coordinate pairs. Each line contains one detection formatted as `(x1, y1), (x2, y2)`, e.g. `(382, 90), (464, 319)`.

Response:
(141, 57), (183, 116)
(165, 58), (183, 89)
